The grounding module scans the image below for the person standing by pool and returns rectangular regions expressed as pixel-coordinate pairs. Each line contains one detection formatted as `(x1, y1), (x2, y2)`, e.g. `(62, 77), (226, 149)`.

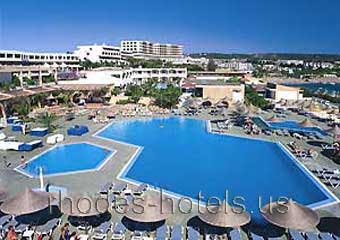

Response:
(20, 155), (26, 168)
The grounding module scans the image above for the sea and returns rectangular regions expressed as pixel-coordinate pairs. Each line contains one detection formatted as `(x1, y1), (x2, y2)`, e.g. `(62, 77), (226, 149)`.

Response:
(287, 82), (340, 96)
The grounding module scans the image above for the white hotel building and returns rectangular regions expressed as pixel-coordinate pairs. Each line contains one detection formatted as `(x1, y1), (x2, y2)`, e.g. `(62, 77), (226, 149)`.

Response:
(0, 50), (80, 70)
(59, 67), (187, 87)
(74, 44), (125, 64)
(120, 40), (184, 62)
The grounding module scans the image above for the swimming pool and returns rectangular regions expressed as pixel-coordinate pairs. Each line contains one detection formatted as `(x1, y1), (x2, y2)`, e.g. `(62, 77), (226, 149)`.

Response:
(16, 142), (115, 177)
(96, 117), (338, 222)
(253, 116), (326, 136)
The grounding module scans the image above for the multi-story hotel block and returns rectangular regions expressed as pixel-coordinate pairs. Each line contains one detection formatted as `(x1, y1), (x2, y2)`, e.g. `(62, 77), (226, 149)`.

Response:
(74, 44), (124, 64)
(120, 40), (184, 61)
(0, 50), (79, 70)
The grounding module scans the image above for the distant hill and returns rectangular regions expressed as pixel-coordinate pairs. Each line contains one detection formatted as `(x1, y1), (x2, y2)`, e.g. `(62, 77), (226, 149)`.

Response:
(189, 53), (340, 61)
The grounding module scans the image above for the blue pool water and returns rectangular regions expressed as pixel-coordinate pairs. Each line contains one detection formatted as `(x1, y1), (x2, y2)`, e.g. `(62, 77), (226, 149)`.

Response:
(253, 116), (326, 136)
(17, 143), (113, 177)
(97, 117), (337, 222)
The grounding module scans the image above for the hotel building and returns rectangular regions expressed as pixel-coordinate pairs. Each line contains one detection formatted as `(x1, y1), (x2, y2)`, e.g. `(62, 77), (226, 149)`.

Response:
(181, 79), (245, 104)
(58, 67), (187, 87)
(265, 83), (304, 101)
(120, 40), (184, 61)
(74, 44), (124, 64)
(0, 50), (79, 70)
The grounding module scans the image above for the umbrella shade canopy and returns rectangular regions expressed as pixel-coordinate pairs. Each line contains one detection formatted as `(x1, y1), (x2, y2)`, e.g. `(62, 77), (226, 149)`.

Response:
(299, 119), (316, 127)
(61, 193), (109, 217)
(333, 125), (340, 141)
(125, 193), (173, 223)
(0, 188), (53, 216)
(0, 186), (8, 202)
(261, 200), (319, 231)
(267, 116), (280, 122)
(198, 203), (251, 228)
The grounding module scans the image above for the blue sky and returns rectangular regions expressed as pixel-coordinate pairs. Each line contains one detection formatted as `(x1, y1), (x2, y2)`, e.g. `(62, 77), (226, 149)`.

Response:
(1, 0), (340, 54)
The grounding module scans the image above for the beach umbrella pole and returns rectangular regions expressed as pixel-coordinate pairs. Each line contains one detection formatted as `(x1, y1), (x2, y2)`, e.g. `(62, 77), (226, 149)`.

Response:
(39, 167), (44, 191)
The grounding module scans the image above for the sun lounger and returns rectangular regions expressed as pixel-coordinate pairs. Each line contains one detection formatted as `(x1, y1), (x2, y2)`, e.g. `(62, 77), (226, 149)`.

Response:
(36, 218), (60, 235)
(187, 227), (200, 240)
(133, 183), (148, 196)
(0, 132), (6, 140)
(46, 134), (64, 145)
(0, 141), (24, 151)
(67, 125), (89, 136)
(321, 144), (335, 150)
(305, 232), (319, 240)
(0, 215), (11, 228)
(18, 140), (43, 151)
(15, 223), (30, 233)
(92, 221), (111, 240)
(131, 231), (145, 240)
(267, 236), (283, 240)
(332, 234), (340, 240)
(30, 127), (49, 137)
(112, 183), (127, 195)
(229, 229), (241, 240)
(111, 223), (126, 240)
(250, 232), (264, 240)
(319, 232), (334, 240)
(99, 182), (113, 195)
(170, 225), (183, 240)
(4, 218), (19, 229)
(156, 225), (168, 240)
(288, 229), (305, 240)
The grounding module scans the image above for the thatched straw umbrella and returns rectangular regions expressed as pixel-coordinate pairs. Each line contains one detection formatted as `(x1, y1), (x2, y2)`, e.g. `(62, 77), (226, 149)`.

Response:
(326, 125), (340, 141)
(61, 193), (111, 228)
(198, 202), (251, 228)
(267, 116), (280, 122)
(125, 193), (173, 223)
(61, 193), (109, 217)
(261, 199), (319, 231)
(0, 188), (53, 216)
(0, 186), (8, 202)
(299, 119), (316, 128)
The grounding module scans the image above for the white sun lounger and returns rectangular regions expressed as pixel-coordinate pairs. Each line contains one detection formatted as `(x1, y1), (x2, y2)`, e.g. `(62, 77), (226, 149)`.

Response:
(36, 218), (60, 236)
(92, 221), (111, 240)
(111, 223), (126, 240)
(0, 215), (11, 228)
(0, 141), (24, 151)
(46, 134), (64, 145)
(305, 232), (319, 240)
(319, 233), (334, 240)
(0, 132), (6, 140)
(289, 229), (305, 240)
(250, 232), (264, 240)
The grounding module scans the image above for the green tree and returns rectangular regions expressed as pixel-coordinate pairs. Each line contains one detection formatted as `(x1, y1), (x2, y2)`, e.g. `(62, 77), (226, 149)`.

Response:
(36, 112), (58, 132)
(152, 85), (182, 108)
(14, 102), (31, 117)
(12, 75), (21, 87)
(207, 59), (217, 71)
(111, 87), (122, 96)
(245, 85), (270, 109)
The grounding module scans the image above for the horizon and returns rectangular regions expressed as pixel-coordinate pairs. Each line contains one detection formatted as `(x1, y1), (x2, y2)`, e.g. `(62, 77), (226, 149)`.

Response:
(1, 0), (340, 54)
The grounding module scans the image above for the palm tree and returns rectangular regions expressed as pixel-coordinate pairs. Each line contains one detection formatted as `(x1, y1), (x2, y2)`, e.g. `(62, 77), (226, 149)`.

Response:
(36, 112), (58, 132)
